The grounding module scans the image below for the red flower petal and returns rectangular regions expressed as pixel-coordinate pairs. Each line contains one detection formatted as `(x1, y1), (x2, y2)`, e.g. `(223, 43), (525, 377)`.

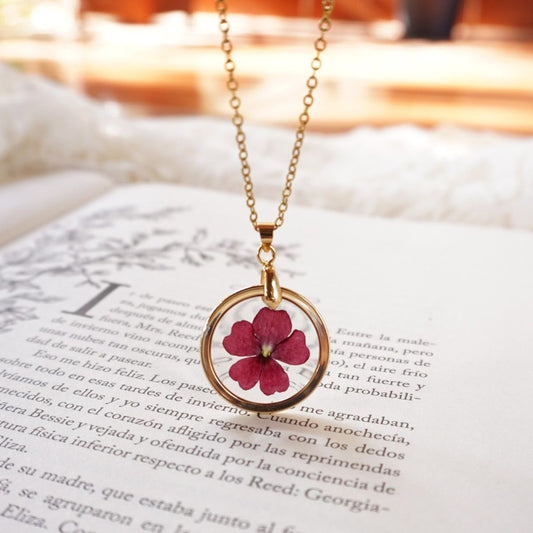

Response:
(223, 321), (260, 356)
(272, 330), (310, 365)
(259, 358), (290, 395)
(229, 357), (262, 390)
(252, 307), (292, 348)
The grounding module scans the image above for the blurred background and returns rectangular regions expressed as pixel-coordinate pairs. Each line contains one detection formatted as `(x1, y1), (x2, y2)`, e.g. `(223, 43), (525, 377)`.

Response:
(1, 0), (532, 134)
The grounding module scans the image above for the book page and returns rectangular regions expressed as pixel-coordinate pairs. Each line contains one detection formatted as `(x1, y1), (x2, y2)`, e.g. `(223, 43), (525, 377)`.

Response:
(0, 170), (113, 247)
(0, 183), (531, 533)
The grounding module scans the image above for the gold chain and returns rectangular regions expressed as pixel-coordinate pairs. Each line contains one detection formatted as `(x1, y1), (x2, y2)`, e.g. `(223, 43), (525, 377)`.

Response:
(215, 0), (335, 232)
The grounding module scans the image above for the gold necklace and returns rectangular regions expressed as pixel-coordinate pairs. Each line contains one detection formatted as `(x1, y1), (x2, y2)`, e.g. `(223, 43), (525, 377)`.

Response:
(200, 1), (334, 412)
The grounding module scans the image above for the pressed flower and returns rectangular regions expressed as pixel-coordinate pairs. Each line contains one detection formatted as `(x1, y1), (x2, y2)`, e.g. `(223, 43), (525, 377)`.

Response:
(223, 307), (310, 395)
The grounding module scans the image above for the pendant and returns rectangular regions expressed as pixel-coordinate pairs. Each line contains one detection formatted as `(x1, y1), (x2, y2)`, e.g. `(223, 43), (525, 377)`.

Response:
(200, 224), (329, 412)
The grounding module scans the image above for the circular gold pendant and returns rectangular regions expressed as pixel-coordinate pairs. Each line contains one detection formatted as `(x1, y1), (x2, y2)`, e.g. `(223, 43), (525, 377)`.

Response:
(200, 286), (329, 412)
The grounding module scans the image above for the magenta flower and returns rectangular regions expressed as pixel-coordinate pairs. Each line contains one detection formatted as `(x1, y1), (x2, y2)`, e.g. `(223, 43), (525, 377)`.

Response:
(223, 307), (310, 395)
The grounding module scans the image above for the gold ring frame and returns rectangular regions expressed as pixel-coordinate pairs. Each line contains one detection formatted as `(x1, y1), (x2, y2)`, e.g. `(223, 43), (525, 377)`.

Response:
(200, 286), (329, 412)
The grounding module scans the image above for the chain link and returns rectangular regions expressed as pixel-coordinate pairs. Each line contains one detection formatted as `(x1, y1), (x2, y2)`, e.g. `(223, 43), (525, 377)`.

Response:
(216, 0), (335, 231)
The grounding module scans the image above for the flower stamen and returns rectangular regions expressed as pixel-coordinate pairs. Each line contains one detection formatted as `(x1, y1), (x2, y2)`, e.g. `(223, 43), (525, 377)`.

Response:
(261, 345), (272, 358)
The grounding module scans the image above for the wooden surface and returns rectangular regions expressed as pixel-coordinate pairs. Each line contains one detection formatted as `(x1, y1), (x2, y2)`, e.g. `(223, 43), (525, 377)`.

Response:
(1, 29), (532, 134)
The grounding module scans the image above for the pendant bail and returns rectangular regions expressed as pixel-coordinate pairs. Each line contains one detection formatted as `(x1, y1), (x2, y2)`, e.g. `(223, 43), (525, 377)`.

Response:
(258, 222), (275, 251)
(257, 222), (281, 309)
(261, 264), (282, 310)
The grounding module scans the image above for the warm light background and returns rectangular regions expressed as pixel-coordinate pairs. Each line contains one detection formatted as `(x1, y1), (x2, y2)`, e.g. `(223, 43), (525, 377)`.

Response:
(1, 0), (532, 134)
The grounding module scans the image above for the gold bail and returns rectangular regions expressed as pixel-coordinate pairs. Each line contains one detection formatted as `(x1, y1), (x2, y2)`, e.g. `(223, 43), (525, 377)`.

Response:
(261, 264), (282, 310)
(257, 223), (281, 309)
(258, 222), (275, 251)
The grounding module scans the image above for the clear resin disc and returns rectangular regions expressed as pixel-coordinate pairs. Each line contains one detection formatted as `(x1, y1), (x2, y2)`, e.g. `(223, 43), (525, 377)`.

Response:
(200, 286), (329, 412)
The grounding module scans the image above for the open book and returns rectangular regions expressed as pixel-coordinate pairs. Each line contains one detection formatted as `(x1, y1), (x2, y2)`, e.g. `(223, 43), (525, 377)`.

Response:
(1, 181), (531, 532)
